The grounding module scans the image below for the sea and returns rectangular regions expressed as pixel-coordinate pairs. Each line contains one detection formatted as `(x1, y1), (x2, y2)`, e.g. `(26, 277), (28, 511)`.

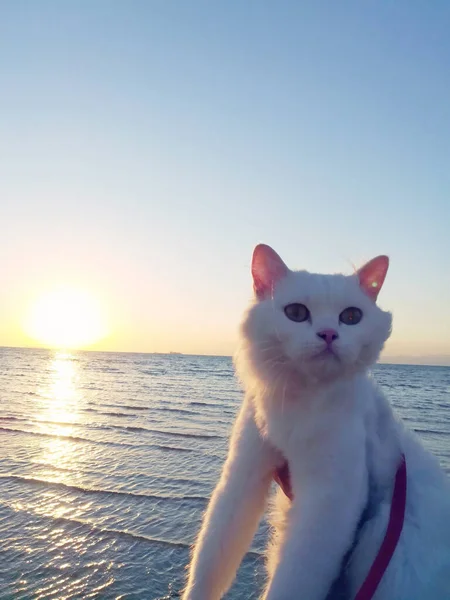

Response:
(0, 348), (449, 599)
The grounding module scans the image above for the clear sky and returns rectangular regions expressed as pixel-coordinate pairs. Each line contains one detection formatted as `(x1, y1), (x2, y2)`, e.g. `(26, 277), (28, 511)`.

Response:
(1, 1), (449, 364)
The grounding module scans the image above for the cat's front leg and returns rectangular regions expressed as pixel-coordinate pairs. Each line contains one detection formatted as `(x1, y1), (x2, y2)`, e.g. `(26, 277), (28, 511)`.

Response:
(263, 434), (368, 600)
(183, 398), (281, 600)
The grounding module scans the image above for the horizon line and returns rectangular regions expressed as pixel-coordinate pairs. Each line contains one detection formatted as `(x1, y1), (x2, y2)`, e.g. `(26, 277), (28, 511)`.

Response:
(1, 345), (449, 368)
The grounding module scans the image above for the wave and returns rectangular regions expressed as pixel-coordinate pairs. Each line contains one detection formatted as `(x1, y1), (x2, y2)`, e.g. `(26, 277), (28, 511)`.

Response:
(83, 404), (150, 415)
(3, 499), (265, 561)
(4, 498), (263, 559)
(179, 366), (233, 376)
(0, 498), (190, 549)
(395, 383), (422, 389)
(0, 417), (222, 445)
(153, 407), (199, 416)
(84, 405), (210, 419)
(0, 426), (198, 451)
(414, 427), (449, 436)
(152, 429), (222, 440)
(99, 423), (222, 441)
(0, 426), (134, 447)
(187, 401), (236, 415)
(88, 366), (124, 373)
(0, 415), (85, 429)
(154, 412), (232, 428)
(86, 401), (148, 410)
(0, 474), (208, 503)
(83, 408), (130, 418)
(138, 369), (167, 376)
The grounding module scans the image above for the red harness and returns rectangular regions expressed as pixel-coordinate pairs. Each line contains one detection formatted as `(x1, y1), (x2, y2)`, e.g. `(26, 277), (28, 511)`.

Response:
(273, 454), (407, 600)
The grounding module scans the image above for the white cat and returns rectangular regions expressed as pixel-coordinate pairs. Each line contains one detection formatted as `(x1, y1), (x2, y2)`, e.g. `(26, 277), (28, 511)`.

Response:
(182, 244), (450, 600)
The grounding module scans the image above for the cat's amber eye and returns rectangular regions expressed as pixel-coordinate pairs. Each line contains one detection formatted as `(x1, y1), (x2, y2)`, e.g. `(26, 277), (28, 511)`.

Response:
(339, 307), (363, 325)
(284, 303), (310, 323)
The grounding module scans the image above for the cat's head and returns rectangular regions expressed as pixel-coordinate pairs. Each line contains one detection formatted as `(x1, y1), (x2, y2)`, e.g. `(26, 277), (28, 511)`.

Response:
(239, 244), (392, 387)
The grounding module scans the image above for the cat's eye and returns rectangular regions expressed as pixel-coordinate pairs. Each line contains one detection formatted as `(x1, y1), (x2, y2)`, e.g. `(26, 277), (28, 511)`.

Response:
(284, 303), (310, 323)
(339, 307), (363, 325)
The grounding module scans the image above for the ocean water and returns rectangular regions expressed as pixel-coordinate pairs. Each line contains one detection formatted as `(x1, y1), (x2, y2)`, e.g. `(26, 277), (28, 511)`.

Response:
(0, 348), (449, 599)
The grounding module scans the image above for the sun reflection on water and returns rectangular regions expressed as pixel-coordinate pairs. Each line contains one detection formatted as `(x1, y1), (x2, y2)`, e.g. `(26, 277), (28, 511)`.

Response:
(35, 351), (82, 481)
(46, 351), (79, 416)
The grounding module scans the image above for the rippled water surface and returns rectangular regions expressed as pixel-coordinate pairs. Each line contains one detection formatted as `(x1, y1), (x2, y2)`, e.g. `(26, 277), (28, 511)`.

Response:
(1, 348), (449, 599)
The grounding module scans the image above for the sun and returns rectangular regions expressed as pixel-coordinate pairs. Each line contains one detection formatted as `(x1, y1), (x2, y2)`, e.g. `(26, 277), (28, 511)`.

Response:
(23, 286), (108, 349)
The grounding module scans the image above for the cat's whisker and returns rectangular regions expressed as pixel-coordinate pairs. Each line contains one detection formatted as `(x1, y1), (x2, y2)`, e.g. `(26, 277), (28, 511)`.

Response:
(281, 378), (288, 416)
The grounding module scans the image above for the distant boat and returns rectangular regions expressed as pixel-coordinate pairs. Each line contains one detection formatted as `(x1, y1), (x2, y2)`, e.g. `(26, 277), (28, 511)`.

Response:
(169, 351), (183, 356)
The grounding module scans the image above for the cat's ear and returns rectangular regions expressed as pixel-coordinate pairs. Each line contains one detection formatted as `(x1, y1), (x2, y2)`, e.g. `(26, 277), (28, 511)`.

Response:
(357, 255), (389, 300)
(252, 244), (289, 299)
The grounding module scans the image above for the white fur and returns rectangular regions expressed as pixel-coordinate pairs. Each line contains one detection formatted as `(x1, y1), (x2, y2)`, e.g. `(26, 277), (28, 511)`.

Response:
(182, 253), (450, 600)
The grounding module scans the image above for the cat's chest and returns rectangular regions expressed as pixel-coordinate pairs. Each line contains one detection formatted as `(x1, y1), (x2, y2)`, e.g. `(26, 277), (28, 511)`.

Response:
(256, 391), (364, 464)
(261, 402), (345, 458)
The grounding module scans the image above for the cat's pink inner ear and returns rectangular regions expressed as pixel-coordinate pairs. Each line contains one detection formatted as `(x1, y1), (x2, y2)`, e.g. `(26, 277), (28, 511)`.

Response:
(357, 255), (389, 300)
(252, 244), (288, 299)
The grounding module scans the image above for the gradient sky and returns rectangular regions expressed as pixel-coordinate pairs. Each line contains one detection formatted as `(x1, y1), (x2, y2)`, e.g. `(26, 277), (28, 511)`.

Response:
(1, 1), (449, 363)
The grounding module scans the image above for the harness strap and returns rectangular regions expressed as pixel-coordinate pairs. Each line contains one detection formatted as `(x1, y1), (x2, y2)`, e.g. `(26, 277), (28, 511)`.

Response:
(353, 454), (407, 599)
(273, 454), (407, 600)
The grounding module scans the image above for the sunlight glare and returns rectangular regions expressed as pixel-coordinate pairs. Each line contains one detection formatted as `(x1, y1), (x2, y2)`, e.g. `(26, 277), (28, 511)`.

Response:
(24, 286), (108, 349)
(33, 352), (82, 488)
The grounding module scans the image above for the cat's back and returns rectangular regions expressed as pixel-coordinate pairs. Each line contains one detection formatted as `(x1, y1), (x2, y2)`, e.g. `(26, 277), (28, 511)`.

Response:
(364, 378), (450, 527)
(349, 386), (450, 599)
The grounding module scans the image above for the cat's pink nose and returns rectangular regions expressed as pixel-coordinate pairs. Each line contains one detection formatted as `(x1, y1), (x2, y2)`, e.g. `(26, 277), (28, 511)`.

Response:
(317, 328), (339, 345)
